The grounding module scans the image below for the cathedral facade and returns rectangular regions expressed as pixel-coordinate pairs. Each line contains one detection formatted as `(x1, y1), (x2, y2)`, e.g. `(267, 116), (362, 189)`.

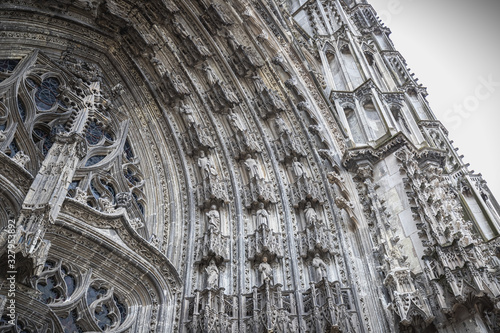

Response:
(1, 0), (500, 332)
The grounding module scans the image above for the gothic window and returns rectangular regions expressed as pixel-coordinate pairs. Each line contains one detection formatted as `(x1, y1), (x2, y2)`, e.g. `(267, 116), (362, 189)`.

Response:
(86, 120), (104, 145)
(90, 180), (101, 199)
(125, 167), (141, 185)
(86, 154), (106, 166)
(36, 260), (77, 304)
(6, 138), (19, 157)
(0, 318), (32, 333)
(1, 52), (147, 232)
(86, 283), (128, 330)
(326, 50), (347, 91)
(101, 180), (116, 200)
(124, 139), (134, 161)
(365, 52), (374, 66)
(133, 191), (145, 216)
(407, 89), (428, 120)
(363, 100), (386, 139)
(364, 52), (388, 90)
(344, 107), (364, 144)
(0, 59), (20, 83)
(30, 259), (131, 332)
(59, 310), (83, 333)
(0, 59), (20, 73)
(373, 29), (391, 50)
(340, 45), (364, 88)
(391, 105), (411, 135)
(85, 120), (113, 145)
(32, 126), (54, 156)
(34, 77), (61, 111)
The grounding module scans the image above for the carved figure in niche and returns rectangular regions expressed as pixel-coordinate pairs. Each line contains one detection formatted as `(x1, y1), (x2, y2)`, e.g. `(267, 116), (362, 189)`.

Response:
(292, 157), (307, 180)
(304, 201), (318, 225)
(180, 103), (196, 127)
(198, 151), (217, 179)
(256, 202), (270, 226)
(172, 19), (190, 39)
(258, 256), (272, 282)
(202, 62), (219, 86)
(193, 37), (212, 57)
(149, 56), (166, 75)
(227, 110), (246, 134)
(222, 82), (240, 104)
(244, 154), (262, 180)
(252, 75), (266, 93)
(206, 205), (220, 232)
(206, 260), (219, 289)
(12, 151), (30, 168)
(385, 249), (401, 271)
(171, 72), (190, 95)
(275, 116), (288, 136)
(225, 29), (240, 51)
(312, 254), (328, 281)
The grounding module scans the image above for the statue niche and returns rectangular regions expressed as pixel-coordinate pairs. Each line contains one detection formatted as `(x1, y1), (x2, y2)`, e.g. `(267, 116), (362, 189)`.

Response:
(245, 203), (284, 264)
(194, 205), (229, 266)
(196, 150), (228, 208)
(241, 155), (276, 208)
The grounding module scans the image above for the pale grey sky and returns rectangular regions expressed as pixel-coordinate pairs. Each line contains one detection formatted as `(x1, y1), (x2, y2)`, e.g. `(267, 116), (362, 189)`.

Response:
(369, 0), (500, 197)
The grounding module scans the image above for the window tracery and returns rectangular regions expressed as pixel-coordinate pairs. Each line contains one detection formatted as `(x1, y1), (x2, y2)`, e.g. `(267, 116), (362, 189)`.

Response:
(0, 59), (20, 73)
(34, 77), (62, 111)
(0, 51), (148, 230)
(29, 259), (130, 332)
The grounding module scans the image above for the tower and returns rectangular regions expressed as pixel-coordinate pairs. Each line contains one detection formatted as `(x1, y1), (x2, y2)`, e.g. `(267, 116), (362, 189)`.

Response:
(0, 0), (499, 332)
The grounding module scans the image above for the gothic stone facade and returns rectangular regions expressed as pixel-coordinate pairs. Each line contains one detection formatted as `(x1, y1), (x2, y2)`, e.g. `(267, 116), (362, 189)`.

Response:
(0, 0), (500, 332)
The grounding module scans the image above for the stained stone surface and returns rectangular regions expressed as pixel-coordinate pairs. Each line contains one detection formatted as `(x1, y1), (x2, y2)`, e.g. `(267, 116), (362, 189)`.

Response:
(0, 0), (500, 332)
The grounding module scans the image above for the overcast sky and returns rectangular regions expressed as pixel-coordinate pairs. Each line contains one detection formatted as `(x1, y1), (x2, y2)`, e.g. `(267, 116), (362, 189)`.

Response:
(368, 0), (500, 197)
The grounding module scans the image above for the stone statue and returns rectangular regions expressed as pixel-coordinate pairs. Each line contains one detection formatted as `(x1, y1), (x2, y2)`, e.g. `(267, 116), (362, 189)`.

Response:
(172, 19), (189, 39)
(256, 202), (270, 226)
(227, 110), (246, 133)
(258, 256), (272, 282)
(198, 151), (217, 179)
(225, 29), (240, 51)
(244, 154), (262, 180)
(206, 260), (219, 289)
(202, 62), (219, 86)
(312, 253), (328, 281)
(252, 74), (266, 93)
(304, 202), (318, 225)
(292, 157), (306, 179)
(180, 103), (196, 127)
(206, 205), (220, 232)
(275, 116), (288, 136)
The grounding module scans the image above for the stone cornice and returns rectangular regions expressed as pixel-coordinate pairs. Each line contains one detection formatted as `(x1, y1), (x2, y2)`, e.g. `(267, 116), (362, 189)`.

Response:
(58, 198), (182, 292)
(342, 132), (446, 171)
